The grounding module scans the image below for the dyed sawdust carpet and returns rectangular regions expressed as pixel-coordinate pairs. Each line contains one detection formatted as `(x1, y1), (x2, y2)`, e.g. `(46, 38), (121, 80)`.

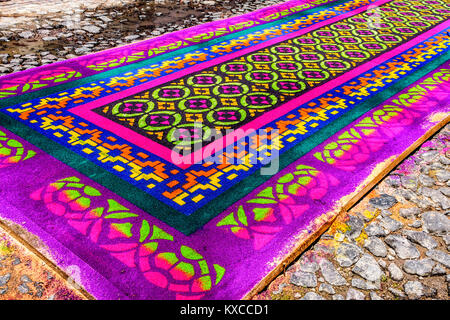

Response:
(0, 0), (449, 299)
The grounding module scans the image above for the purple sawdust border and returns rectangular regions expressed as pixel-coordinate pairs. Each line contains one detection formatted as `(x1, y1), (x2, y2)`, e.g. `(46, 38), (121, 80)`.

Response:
(0, 61), (448, 299)
(0, 0), (340, 99)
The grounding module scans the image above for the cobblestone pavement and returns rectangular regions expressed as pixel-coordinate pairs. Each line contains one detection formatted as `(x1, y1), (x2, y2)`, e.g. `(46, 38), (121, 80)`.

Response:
(0, 0), (449, 300)
(255, 124), (450, 300)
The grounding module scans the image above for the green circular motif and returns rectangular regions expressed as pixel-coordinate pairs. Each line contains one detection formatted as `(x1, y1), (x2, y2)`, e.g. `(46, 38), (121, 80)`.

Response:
(317, 43), (345, 53)
(329, 23), (355, 31)
(336, 36), (362, 45)
(111, 99), (154, 117)
(152, 85), (190, 101)
(269, 45), (300, 55)
(167, 124), (211, 146)
(270, 61), (302, 73)
(240, 93), (277, 109)
(177, 96), (218, 113)
(406, 20), (431, 28)
(294, 52), (325, 63)
(320, 60), (351, 71)
(186, 73), (223, 87)
(298, 69), (330, 81)
(341, 50), (371, 60)
(213, 83), (249, 97)
(358, 42), (387, 52)
(220, 62), (253, 74)
(351, 28), (379, 37)
(292, 37), (320, 46)
(247, 53), (277, 64)
(138, 111), (181, 131)
(375, 34), (402, 44)
(245, 71), (279, 84)
(207, 107), (247, 126)
(271, 80), (306, 93)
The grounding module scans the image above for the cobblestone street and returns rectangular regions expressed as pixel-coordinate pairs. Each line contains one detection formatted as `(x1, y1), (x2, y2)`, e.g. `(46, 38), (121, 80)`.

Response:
(0, 0), (448, 300)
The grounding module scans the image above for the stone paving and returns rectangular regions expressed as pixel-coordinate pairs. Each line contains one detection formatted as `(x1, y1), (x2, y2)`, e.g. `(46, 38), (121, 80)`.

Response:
(0, 226), (84, 300)
(255, 124), (450, 300)
(0, 0), (449, 300)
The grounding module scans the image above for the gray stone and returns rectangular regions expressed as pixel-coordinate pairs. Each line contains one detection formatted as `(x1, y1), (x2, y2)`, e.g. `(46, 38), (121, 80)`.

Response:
(384, 235), (420, 259)
(431, 264), (446, 276)
(421, 150), (439, 162)
(82, 25), (101, 34)
(403, 259), (435, 276)
(298, 258), (319, 273)
(378, 259), (387, 269)
(386, 177), (401, 188)
(365, 223), (388, 237)
(436, 170), (450, 183)
(290, 271), (317, 288)
(423, 285), (437, 298)
(419, 174), (435, 187)
(388, 287), (406, 299)
(364, 236), (387, 257)
(18, 31), (34, 39)
(0, 286), (7, 295)
(369, 194), (397, 209)
(300, 292), (324, 300)
(408, 220), (422, 228)
(345, 215), (364, 239)
(17, 283), (29, 294)
(352, 254), (383, 282)
(318, 283), (335, 295)
(401, 176), (418, 189)
(12, 257), (21, 265)
(399, 207), (421, 219)
(20, 275), (31, 283)
(421, 188), (450, 210)
(380, 216), (403, 233)
(404, 281), (424, 299)
(439, 187), (450, 197)
(422, 211), (450, 235)
(402, 230), (438, 250)
(0, 273), (11, 286)
(336, 242), (362, 267)
(370, 292), (384, 300)
(98, 16), (113, 23)
(332, 294), (344, 300)
(426, 249), (450, 268)
(388, 263), (404, 281)
(272, 283), (287, 295)
(124, 35), (139, 41)
(42, 36), (58, 41)
(319, 259), (347, 286)
(346, 288), (365, 300)
(439, 155), (450, 165)
(443, 234), (450, 246)
(399, 189), (418, 202)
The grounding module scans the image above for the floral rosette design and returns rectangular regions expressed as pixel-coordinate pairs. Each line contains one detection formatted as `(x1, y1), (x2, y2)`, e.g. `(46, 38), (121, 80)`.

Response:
(215, 165), (339, 249)
(30, 176), (225, 299)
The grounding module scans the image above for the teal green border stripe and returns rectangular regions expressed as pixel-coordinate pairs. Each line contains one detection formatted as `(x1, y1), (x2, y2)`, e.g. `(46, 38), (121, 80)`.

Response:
(0, 0), (352, 108)
(1, 51), (448, 235)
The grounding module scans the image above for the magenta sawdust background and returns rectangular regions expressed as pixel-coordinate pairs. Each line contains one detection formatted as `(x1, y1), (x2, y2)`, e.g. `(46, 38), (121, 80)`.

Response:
(0, 63), (448, 299)
(0, 0), (449, 299)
